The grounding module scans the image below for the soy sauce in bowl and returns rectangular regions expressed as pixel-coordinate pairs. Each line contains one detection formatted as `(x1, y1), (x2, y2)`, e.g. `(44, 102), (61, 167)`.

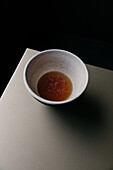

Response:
(37, 71), (72, 101)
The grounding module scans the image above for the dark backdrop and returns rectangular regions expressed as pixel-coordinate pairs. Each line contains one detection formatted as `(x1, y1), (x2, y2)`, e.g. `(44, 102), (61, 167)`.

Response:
(2, 0), (113, 43)
(1, 0), (113, 95)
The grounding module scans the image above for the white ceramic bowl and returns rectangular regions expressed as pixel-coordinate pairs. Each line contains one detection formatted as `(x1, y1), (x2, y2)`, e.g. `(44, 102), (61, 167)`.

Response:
(23, 49), (89, 105)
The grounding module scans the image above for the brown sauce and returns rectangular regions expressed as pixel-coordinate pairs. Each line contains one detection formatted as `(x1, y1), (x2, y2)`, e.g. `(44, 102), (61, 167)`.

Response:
(37, 71), (72, 101)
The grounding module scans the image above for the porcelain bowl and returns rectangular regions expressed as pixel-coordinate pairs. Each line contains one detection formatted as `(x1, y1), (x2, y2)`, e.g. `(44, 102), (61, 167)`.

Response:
(23, 49), (89, 105)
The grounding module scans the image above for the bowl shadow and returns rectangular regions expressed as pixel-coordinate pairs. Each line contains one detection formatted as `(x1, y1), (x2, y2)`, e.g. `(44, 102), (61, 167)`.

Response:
(51, 92), (106, 137)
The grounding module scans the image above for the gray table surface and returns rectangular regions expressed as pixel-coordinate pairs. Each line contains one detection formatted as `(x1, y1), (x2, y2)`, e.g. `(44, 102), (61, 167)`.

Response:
(0, 48), (113, 170)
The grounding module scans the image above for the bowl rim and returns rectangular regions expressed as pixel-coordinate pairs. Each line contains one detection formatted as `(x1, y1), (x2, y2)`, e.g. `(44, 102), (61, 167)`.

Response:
(23, 49), (89, 105)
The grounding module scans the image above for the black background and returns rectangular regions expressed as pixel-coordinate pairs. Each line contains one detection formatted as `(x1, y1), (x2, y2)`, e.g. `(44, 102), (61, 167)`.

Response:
(1, 0), (113, 95)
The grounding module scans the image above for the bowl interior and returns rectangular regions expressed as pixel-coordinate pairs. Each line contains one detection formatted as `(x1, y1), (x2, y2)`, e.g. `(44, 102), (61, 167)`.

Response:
(25, 50), (88, 103)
